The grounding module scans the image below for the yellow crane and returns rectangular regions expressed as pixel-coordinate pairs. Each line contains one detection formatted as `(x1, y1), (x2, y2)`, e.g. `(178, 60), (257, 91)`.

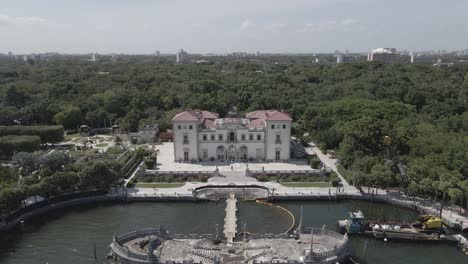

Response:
(383, 135), (443, 230)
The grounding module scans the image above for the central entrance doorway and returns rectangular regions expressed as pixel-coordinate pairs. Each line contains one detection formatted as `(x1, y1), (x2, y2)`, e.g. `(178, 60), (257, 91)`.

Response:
(228, 145), (236, 161)
(216, 146), (225, 161)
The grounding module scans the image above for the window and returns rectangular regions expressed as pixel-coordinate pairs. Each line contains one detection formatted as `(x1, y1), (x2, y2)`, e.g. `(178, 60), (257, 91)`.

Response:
(257, 134), (261, 140)
(275, 151), (280, 161)
(249, 134), (254, 140)
(283, 124), (286, 129)
(229, 132), (235, 141)
(218, 134), (223, 140)
(184, 151), (189, 161)
(275, 134), (281, 144)
(189, 125), (193, 130)
(211, 134), (215, 140)
(183, 125), (187, 129)
(183, 134), (189, 144)
(241, 134), (246, 140)
(177, 125), (181, 129)
(202, 150), (208, 159)
(202, 134), (207, 141)
(271, 124), (275, 129)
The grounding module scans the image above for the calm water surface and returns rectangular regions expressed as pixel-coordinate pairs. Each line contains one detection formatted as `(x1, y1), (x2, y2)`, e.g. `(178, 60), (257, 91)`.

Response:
(0, 200), (466, 264)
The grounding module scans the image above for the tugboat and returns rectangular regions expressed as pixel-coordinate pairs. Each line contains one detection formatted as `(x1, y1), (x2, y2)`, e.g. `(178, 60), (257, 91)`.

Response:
(338, 210), (447, 241)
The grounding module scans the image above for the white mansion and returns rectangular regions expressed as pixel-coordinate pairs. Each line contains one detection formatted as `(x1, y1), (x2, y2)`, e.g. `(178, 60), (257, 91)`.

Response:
(172, 109), (292, 162)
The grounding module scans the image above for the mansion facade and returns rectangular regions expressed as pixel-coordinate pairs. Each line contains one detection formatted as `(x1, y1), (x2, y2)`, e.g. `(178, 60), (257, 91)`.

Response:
(172, 109), (292, 162)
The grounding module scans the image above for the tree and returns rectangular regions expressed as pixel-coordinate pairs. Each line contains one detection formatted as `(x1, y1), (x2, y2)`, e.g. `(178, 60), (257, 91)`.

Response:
(0, 187), (24, 211)
(79, 161), (118, 189)
(4, 86), (27, 109)
(39, 151), (70, 172)
(447, 188), (462, 207)
(54, 106), (82, 130)
(12, 152), (41, 175)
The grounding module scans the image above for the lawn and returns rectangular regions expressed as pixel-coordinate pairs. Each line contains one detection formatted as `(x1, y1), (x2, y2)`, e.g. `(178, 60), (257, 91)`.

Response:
(280, 182), (332, 187)
(65, 133), (80, 140)
(95, 143), (108, 147)
(135, 182), (185, 188)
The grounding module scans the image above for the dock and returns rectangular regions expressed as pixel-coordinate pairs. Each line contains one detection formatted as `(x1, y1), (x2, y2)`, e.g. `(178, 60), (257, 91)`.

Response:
(455, 235), (468, 255)
(223, 193), (237, 246)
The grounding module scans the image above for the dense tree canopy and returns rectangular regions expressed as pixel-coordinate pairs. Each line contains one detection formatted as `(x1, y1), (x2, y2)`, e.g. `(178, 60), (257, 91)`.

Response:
(0, 56), (467, 204)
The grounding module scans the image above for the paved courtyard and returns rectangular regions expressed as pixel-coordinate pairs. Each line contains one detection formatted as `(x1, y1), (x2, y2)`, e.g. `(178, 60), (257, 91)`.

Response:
(150, 142), (314, 172)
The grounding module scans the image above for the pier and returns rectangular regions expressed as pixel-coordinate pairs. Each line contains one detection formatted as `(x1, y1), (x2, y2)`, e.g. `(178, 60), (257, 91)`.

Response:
(223, 193), (237, 246)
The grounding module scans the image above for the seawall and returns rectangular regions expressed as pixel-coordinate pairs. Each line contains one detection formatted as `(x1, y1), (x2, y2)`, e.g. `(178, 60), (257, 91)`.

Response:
(2, 191), (467, 233)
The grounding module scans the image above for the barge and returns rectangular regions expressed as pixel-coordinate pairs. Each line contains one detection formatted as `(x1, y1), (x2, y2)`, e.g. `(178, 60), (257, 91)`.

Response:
(338, 210), (464, 244)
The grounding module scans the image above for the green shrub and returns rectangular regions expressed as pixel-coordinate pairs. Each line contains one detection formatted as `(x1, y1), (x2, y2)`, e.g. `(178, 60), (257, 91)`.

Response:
(144, 158), (156, 169)
(127, 180), (135, 188)
(330, 172), (340, 187)
(0, 135), (41, 156)
(0, 125), (64, 143)
(136, 148), (150, 157)
(310, 158), (321, 169)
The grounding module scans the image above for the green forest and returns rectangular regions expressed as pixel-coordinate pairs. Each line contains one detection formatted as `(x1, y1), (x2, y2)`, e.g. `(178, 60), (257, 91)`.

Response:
(1, 56), (467, 205)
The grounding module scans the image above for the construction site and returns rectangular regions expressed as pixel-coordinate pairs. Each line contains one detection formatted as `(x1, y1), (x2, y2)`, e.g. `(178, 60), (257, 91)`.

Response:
(108, 194), (351, 264)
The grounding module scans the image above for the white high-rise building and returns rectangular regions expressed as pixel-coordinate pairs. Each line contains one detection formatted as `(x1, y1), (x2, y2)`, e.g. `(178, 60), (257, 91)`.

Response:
(367, 48), (398, 63)
(176, 49), (188, 63)
(172, 109), (292, 162)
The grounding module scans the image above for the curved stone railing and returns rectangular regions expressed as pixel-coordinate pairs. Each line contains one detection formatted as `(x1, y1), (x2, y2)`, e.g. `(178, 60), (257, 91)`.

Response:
(115, 228), (165, 244)
(305, 228), (349, 259)
(112, 228), (167, 262)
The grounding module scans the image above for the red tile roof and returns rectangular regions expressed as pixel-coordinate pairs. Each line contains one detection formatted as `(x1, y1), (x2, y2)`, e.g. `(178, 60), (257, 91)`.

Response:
(172, 109), (219, 122)
(172, 109), (291, 129)
(246, 110), (292, 121)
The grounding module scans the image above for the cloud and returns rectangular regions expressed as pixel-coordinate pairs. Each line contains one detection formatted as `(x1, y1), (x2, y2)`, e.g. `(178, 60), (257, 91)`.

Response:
(264, 23), (287, 31)
(299, 18), (357, 32)
(240, 19), (255, 30)
(341, 19), (357, 26)
(0, 14), (46, 26)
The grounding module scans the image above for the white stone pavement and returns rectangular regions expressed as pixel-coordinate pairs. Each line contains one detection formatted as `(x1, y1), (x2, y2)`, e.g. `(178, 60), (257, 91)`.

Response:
(306, 142), (350, 187)
(151, 142), (315, 172)
(124, 160), (144, 187)
(224, 193), (237, 245)
(129, 180), (359, 197)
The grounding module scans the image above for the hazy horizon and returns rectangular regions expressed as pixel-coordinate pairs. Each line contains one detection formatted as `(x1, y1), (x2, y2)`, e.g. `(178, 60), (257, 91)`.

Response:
(1, 0), (468, 54)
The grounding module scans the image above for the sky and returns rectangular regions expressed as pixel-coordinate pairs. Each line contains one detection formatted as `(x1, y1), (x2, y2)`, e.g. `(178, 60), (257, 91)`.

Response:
(1, 0), (468, 54)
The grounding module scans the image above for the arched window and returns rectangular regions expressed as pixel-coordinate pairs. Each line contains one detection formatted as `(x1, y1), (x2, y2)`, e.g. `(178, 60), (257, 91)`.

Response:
(229, 131), (235, 141)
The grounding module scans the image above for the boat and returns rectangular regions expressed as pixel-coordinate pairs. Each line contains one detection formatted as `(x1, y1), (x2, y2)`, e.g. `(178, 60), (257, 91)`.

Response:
(338, 210), (448, 241)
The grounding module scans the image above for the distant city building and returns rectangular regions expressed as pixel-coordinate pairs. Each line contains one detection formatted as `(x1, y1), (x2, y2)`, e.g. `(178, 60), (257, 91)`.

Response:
(457, 49), (468, 56)
(410, 53), (433, 64)
(231, 52), (249, 58)
(176, 49), (189, 63)
(367, 48), (398, 63)
(172, 109), (292, 162)
(433, 58), (454, 68)
(336, 54), (357, 63)
(155, 51), (160, 56)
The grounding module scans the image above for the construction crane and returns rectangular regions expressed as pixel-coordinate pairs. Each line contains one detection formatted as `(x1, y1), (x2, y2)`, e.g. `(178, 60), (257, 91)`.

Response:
(383, 136), (443, 230)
